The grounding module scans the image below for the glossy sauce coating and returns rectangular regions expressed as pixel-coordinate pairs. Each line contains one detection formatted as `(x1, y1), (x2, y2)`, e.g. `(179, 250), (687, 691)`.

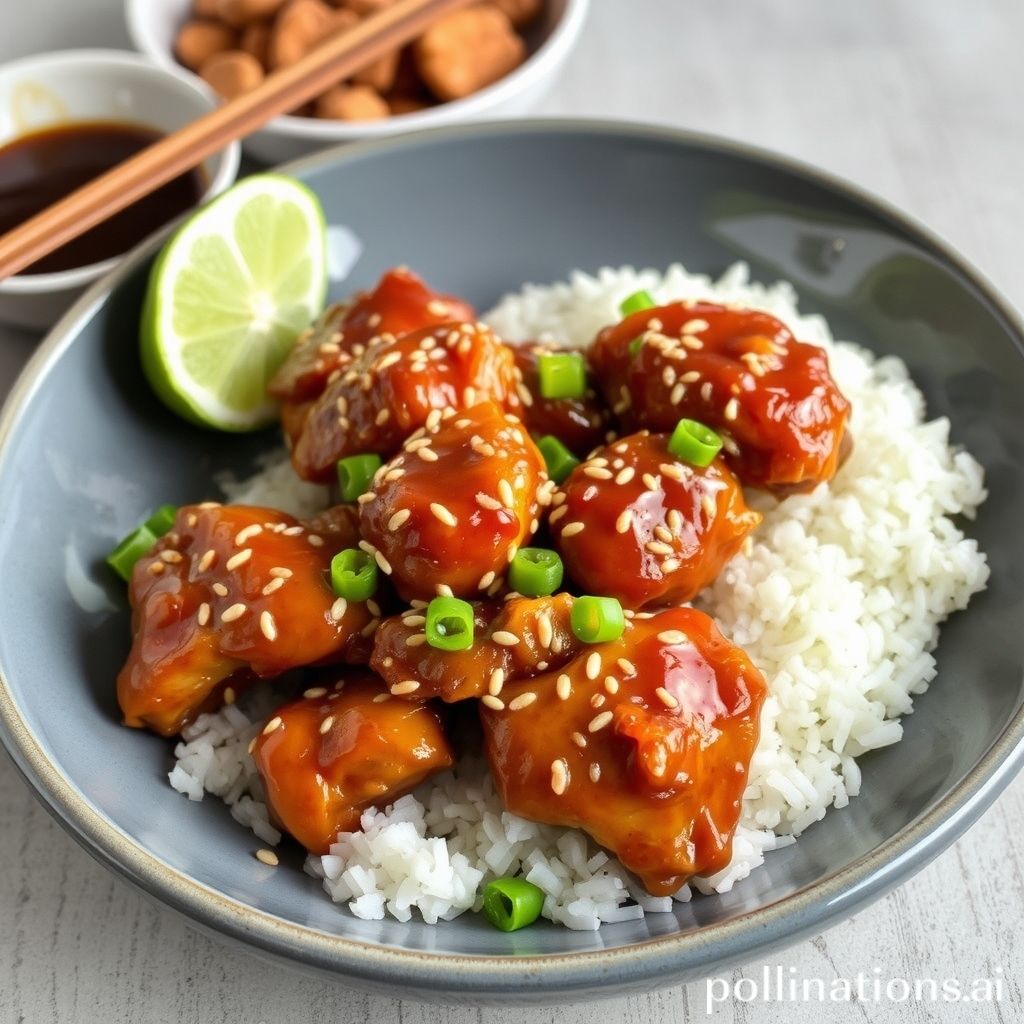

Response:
(371, 593), (580, 703)
(291, 322), (523, 481)
(358, 401), (549, 601)
(253, 673), (454, 853)
(481, 606), (767, 895)
(117, 504), (375, 736)
(553, 431), (761, 609)
(589, 301), (851, 492)
(511, 343), (611, 456)
(269, 268), (474, 448)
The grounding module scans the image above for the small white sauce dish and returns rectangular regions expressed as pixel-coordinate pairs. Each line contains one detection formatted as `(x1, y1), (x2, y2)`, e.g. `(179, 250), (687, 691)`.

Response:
(125, 0), (590, 165)
(0, 49), (240, 331)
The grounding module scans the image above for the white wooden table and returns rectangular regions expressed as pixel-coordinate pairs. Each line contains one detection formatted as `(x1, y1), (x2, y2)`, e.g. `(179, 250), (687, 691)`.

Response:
(1, 1), (1022, 1020)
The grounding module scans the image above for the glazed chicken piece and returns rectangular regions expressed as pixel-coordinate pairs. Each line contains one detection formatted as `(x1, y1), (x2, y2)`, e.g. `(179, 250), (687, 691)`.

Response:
(358, 401), (549, 601)
(552, 431), (761, 609)
(291, 322), (523, 481)
(481, 606), (767, 895)
(371, 594), (580, 703)
(511, 343), (611, 456)
(253, 673), (455, 853)
(589, 301), (851, 492)
(268, 268), (475, 448)
(117, 504), (376, 737)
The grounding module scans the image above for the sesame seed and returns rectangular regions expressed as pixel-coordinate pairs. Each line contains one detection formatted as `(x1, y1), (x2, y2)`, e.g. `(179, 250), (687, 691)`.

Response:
(585, 651), (601, 680)
(263, 716), (282, 735)
(319, 715), (335, 735)
(455, 418), (472, 429)
(701, 494), (717, 517)
(556, 674), (571, 700)
(360, 618), (380, 638)
(508, 692), (537, 711)
(212, 582), (229, 597)
(492, 630), (520, 647)
(537, 612), (553, 649)
(388, 509), (411, 531)
(682, 318), (709, 334)
(589, 763), (602, 783)
(489, 668), (505, 696)
(256, 849), (279, 867)
(374, 550), (393, 575)
(330, 598), (347, 621)
(304, 687), (327, 699)
(270, 567), (293, 579)
(478, 570), (496, 590)
(617, 658), (637, 676)
(701, 381), (713, 402)
(384, 467), (406, 482)
(571, 731), (588, 748)
(656, 687), (679, 709)
(660, 462), (687, 483)
(588, 711), (613, 733)
(642, 473), (660, 491)
(376, 351), (402, 371)
(405, 633), (427, 647)
(402, 614), (426, 627)
(654, 525), (673, 543)
(549, 505), (568, 525)
(391, 680), (421, 695)
(724, 397), (739, 421)
(670, 382), (687, 405)
(583, 466), (613, 480)
(247, 738), (256, 755)
(561, 521), (585, 538)
(235, 524), (263, 545)
(604, 676), (620, 694)
(658, 630), (686, 644)
(186, 513), (198, 528)
(430, 503), (458, 527)
(221, 603), (248, 623)
(282, 526), (303, 536)
(225, 549), (252, 572)
(550, 759), (569, 795)
(160, 550), (183, 564)
(436, 583), (453, 597)
(476, 492), (503, 513)
(196, 602), (211, 626)
(417, 447), (439, 462)
(646, 540), (674, 556)
(406, 436), (433, 451)
(463, 386), (477, 405)
(197, 549), (216, 572)
(591, 693), (606, 708)
(615, 467), (635, 486)
(262, 578), (285, 596)
(260, 610), (278, 642)
(372, 693), (390, 704)
(498, 480), (515, 508)
(308, 534), (325, 547)
(481, 695), (505, 711)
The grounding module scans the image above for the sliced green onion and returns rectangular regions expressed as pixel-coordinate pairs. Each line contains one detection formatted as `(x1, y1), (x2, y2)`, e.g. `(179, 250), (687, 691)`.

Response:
(509, 547), (564, 597)
(482, 877), (545, 932)
(425, 596), (475, 651)
(571, 595), (625, 644)
(331, 548), (378, 602)
(619, 289), (656, 317)
(537, 435), (580, 484)
(537, 352), (586, 400)
(668, 418), (723, 468)
(337, 453), (382, 502)
(106, 525), (158, 582)
(628, 337), (644, 359)
(144, 504), (178, 536)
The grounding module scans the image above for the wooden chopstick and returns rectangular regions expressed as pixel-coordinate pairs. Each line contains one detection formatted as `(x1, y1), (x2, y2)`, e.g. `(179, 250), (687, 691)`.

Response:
(0, 0), (473, 282)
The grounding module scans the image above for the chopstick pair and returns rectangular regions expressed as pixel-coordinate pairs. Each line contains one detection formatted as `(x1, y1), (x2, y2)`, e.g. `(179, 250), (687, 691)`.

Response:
(0, 0), (472, 282)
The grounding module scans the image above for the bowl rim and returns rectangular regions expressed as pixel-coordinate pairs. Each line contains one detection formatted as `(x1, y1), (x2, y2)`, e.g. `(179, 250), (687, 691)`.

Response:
(0, 48), (240, 295)
(125, 0), (591, 141)
(1, 118), (1023, 999)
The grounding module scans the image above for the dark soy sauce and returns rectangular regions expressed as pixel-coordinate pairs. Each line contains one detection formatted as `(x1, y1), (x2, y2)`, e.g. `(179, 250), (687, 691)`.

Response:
(0, 121), (206, 275)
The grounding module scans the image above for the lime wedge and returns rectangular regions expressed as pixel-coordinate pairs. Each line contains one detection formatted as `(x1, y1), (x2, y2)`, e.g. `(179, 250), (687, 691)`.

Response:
(141, 174), (328, 431)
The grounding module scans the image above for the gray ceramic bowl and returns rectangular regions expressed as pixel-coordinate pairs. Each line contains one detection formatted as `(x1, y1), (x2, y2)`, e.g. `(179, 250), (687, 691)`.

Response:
(0, 121), (1022, 1004)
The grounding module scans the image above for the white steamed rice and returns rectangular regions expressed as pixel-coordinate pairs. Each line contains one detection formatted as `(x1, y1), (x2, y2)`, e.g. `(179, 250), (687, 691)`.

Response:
(169, 262), (988, 929)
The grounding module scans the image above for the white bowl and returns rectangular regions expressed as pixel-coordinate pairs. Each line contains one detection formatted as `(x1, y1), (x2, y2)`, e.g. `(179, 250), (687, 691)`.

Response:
(0, 49), (240, 331)
(126, 0), (589, 164)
